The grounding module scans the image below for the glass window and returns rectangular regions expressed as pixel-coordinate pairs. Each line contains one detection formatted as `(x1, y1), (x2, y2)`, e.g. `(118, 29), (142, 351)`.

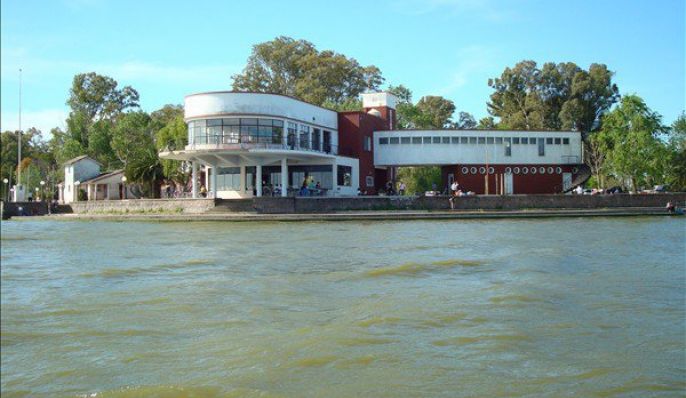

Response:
(469, 137), (477, 144)
(432, 137), (441, 144)
(442, 137), (450, 144)
(521, 137), (528, 144)
(554, 138), (561, 145)
(412, 137), (422, 144)
(223, 125), (240, 143)
(312, 128), (321, 150)
(241, 118), (258, 125)
(505, 142), (511, 157)
(563, 138), (570, 145)
(513, 137), (520, 144)
(460, 137), (468, 144)
(299, 125), (310, 149)
(366, 176), (374, 187)
(379, 137), (389, 145)
(530, 137), (537, 144)
(365, 136), (373, 150)
(546, 137), (553, 145)
(495, 137), (503, 144)
(478, 137), (485, 144)
(451, 136), (460, 144)
(390, 137), (400, 144)
(287, 122), (297, 149)
(223, 118), (239, 126)
(207, 119), (222, 126)
(401, 137), (411, 144)
(323, 131), (332, 153)
(487, 137), (494, 144)
(337, 165), (352, 186)
(258, 119), (273, 126)
(273, 120), (284, 127)
(538, 138), (545, 156)
(505, 137), (511, 143)
(423, 137), (432, 144)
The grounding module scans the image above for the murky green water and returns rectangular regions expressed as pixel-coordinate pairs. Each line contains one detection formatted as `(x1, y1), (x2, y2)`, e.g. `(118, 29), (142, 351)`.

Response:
(1, 218), (685, 397)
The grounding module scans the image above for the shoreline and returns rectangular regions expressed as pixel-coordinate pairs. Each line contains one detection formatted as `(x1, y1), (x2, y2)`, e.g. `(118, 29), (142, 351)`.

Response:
(6, 207), (678, 222)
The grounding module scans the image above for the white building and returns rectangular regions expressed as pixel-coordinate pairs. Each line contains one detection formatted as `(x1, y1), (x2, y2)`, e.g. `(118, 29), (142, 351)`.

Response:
(58, 156), (133, 203)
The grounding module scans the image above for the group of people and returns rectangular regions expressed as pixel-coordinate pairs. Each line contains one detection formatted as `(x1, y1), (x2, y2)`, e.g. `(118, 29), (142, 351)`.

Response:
(382, 181), (407, 196)
(299, 177), (322, 196)
(448, 180), (475, 209)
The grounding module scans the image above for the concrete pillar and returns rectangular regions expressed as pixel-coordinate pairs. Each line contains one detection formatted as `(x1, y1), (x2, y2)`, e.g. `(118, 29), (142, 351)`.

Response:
(331, 161), (337, 197)
(239, 166), (246, 193)
(319, 132), (324, 152)
(307, 128), (312, 150)
(281, 158), (288, 197)
(192, 161), (198, 198)
(210, 166), (218, 199)
(256, 165), (262, 197)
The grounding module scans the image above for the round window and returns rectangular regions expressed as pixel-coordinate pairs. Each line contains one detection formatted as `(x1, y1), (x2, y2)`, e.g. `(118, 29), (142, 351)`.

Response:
(531, 167), (537, 174)
(572, 167), (579, 174)
(522, 167), (529, 174)
(505, 167), (512, 174)
(547, 167), (554, 174)
(488, 167), (495, 174)
(462, 166), (469, 174)
(556, 167), (562, 174)
(539, 167), (546, 174)
(470, 167), (478, 174)
(513, 167), (520, 174)
(479, 167), (486, 174)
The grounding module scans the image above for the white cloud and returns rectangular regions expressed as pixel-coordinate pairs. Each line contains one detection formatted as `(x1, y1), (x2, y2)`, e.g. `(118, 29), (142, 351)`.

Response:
(1, 108), (68, 137)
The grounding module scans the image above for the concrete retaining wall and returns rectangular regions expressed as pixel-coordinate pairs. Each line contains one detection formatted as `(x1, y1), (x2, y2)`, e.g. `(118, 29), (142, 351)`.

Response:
(66, 199), (215, 214)
(1, 201), (49, 219)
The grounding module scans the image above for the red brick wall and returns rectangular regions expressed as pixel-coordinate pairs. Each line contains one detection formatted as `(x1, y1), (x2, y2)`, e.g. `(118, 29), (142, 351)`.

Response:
(441, 164), (579, 194)
(338, 111), (391, 194)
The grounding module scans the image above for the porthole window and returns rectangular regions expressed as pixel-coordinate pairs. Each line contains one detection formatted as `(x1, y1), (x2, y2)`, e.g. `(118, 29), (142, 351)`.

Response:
(547, 167), (554, 174)
(462, 166), (469, 174)
(470, 167), (478, 174)
(505, 167), (512, 174)
(522, 167), (529, 174)
(539, 167), (546, 174)
(479, 167), (486, 174)
(572, 167), (579, 174)
(488, 167), (495, 174)
(531, 167), (537, 174)
(513, 167), (520, 174)
(556, 167), (562, 174)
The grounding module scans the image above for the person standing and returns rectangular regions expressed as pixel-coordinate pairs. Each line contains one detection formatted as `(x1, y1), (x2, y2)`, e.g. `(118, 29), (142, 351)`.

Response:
(398, 182), (406, 196)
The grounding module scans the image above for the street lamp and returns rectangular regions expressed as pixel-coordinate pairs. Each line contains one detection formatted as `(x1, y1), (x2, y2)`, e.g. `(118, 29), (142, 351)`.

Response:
(2, 178), (8, 202)
(40, 180), (45, 202)
(121, 176), (127, 199)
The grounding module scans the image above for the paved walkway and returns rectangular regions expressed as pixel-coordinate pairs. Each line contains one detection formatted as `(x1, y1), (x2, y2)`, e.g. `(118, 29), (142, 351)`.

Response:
(17, 207), (677, 222)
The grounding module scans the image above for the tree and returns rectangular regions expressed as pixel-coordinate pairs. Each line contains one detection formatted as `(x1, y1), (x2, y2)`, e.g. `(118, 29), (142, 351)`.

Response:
(416, 96), (456, 128)
(156, 115), (189, 182)
(477, 116), (497, 129)
(454, 112), (477, 129)
(664, 112), (686, 191)
(596, 95), (668, 191)
(232, 36), (384, 106)
(111, 111), (162, 196)
(387, 84), (413, 104)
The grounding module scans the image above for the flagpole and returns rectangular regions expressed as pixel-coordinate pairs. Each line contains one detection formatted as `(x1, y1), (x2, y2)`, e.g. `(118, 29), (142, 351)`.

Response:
(17, 68), (23, 201)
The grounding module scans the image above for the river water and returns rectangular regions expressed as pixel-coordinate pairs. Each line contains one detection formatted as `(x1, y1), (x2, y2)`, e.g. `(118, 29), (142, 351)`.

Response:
(1, 218), (684, 397)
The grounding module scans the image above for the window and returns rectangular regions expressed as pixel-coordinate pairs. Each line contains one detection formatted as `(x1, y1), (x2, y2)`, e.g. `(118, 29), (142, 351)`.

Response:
(451, 136), (460, 144)
(469, 137), (477, 144)
(547, 167), (554, 174)
(401, 137), (410, 144)
(531, 167), (537, 174)
(538, 138), (545, 156)
(432, 136), (441, 144)
(287, 122), (297, 148)
(337, 165), (352, 186)
(323, 130), (332, 153)
(460, 137), (469, 144)
(513, 167), (520, 174)
(312, 128), (321, 150)
(442, 136), (450, 144)
(379, 137), (389, 145)
(513, 137), (520, 144)
(529, 137), (537, 144)
(495, 137), (503, 144)
(563, 138), (570, 145)
(546, 137), (553, 145)
(479, 167), (486, 174)
(554, 138), (561, 145)
(470, 167), (477, 174)
(461, 167), (469, 174)
(488, 167), (494, 174)
(423, 137), (432, 144)
(540, 167), (546, 174)
(389, 137), (399, 144)
(505, 167), (512, 173)
(505, 140), (512, 157)
(522, 167), (529, 174)
(487, 137), (494, 144)
(521, 137), (528, 145)
(365, 176), (374, 187)
(556, 167), (562, 174)
(478, 137), (486, 144)
(299, 125), (310, 149)
(364, 136), (373, 150)
(412, 137), (422, 144)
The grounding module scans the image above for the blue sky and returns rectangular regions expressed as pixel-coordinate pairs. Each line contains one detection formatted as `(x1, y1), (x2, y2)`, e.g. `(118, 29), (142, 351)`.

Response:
(1, 0), (684, 135)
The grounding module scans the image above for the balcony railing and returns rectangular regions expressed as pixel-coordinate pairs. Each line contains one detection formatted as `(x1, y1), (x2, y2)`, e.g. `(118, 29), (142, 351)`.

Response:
(187, 139), (338, 155)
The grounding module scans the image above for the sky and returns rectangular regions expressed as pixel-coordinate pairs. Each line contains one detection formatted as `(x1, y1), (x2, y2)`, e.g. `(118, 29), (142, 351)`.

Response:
(1, 0), (684, 136)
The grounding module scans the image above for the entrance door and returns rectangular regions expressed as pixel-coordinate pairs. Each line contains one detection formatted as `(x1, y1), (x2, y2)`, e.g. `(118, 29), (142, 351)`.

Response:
(562, 172), (572, 191)
(504, 172), (514, 195)
(448, 173), (454, 186)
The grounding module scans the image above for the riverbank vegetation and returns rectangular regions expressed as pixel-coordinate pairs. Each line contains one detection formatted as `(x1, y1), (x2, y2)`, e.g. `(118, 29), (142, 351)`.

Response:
(1, 37), (684, 199)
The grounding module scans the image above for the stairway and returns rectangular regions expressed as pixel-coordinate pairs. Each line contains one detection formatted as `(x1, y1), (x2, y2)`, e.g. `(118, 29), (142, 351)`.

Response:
(208, 198), (256, 213)
(559, 164), (592, 193)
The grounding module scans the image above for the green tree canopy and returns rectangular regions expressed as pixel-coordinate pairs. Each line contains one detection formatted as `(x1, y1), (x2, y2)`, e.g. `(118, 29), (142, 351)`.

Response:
(232, 36), (384, 106)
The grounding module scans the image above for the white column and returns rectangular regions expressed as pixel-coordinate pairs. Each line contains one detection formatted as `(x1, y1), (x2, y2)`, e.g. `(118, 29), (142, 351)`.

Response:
(319, 132), (324, 152)
(282, 120), (288, 147)
(307, 129), (312, 150)
(331, 161), (338, 197)
(256, 165), (262, 197)
(192, 161), (198, 199)
(239, 166), (246, 194)
(281, 158), (288, 197)
(211, 166), (218, 199)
